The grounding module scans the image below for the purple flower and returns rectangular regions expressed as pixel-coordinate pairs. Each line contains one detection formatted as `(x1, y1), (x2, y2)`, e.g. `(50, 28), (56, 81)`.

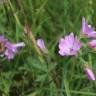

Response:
(36, 38), (47, 53)
(0, 35), (25, 60)
(58, 33), (81, 56)
(85, 66), (95, 80)
(4, 42), (25, 60)
(82, 17), (96, 37)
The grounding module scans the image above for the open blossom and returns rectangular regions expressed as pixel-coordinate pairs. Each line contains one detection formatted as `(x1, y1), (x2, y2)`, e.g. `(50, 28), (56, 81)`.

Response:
(36, 38), (47, 53)
(58, 33), (81, 56)
(84, 66), (95, 80)
(0, 35), (25, 60)
(82, 17), (96, 37)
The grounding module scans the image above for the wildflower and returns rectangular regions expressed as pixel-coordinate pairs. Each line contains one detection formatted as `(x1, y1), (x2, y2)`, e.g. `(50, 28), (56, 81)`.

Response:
(4, 42), (25, 60)
(0, 35), (25, 60)
(82, 17), (96, 37)
(84, 65), (95, 80)
(36, 38), (47, 53)
(58, 33), (81, 56)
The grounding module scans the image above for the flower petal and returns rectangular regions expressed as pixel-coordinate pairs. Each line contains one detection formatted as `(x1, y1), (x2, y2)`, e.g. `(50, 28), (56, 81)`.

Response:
(4, 49), (14, 60)
(13, 42), (25, 48)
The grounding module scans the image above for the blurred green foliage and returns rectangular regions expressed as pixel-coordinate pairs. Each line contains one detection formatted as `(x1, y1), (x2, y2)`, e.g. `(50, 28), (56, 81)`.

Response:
(0, 0), (96, 96)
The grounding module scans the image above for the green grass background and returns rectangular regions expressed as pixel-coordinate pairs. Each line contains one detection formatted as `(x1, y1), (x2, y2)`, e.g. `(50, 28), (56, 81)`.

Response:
(0, 0), (96, 96)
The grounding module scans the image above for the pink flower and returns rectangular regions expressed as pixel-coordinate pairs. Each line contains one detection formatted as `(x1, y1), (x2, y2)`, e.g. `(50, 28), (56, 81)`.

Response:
(58, 33), (81, 56)
(85, 66), (95, 80)
(36, 39), (47, 53)
(82, 17), (96, 37)
(88, 40), (96, 48)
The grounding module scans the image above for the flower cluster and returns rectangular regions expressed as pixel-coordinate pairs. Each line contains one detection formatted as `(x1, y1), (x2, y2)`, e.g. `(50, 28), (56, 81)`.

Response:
(36, 17), (96, 80)
(58, 17), (96, 57)
(0, 36), (25, 60)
